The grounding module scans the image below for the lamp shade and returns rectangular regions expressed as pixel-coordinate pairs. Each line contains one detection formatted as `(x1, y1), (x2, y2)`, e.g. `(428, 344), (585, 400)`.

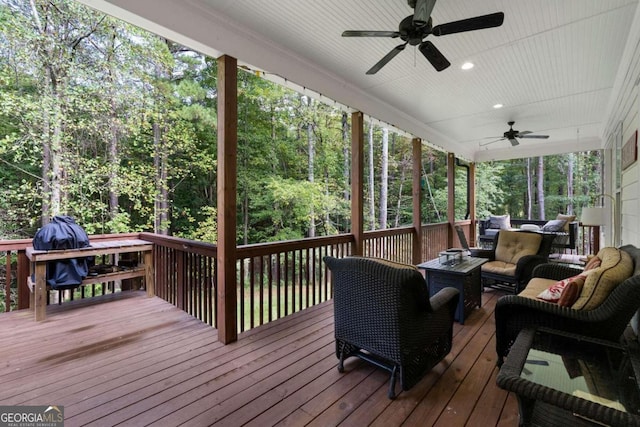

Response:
(581, 207), (606, 226)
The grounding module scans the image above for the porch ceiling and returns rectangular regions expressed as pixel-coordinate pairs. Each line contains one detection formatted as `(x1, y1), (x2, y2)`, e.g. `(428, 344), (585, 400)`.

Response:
(79, 0), (639, 162)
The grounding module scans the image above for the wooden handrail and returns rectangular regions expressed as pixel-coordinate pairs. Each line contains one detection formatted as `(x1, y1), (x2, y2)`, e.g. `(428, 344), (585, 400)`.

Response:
(0, 222), (527, 333)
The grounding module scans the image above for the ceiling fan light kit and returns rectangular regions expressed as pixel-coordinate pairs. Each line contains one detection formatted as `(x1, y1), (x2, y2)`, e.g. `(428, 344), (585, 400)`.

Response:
(342, 0), (504, 74)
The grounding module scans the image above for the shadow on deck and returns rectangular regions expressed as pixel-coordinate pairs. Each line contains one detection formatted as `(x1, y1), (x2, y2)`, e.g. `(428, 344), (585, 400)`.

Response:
(0, 289), (518, 426)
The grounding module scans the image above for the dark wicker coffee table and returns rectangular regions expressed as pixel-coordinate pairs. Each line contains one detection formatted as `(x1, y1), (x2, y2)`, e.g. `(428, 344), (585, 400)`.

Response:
(417, 256), (487, 324)
(496, 327), (640, 426)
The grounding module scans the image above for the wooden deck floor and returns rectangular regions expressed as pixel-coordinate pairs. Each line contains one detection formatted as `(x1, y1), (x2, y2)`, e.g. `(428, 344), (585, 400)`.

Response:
(0, 289), (519, 427)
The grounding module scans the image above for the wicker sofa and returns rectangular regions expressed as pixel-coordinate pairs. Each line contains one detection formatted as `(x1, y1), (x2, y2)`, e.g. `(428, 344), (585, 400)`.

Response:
(494, 244), (640, 366)
(323, 256), (459, 399)
(479, 217), (579, 252)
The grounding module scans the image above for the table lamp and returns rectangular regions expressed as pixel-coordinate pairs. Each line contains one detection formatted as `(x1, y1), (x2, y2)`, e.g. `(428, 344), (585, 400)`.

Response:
(580, 207), (606, 227)
(581, 206), (606, 252)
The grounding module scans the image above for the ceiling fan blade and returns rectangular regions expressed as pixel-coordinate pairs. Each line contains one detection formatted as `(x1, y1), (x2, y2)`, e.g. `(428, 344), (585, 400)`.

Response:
(413, 0), (437, 27)
(366, 43), (407, 75)
(509, 137), (520, 146)
(342, 30), (400, 38)
(519, 134), (549, 139)
(517, 131), (532, 136)
(418, 41), (450, 71)
(432, 12), (504, 36)
(479, 138), (505, 147)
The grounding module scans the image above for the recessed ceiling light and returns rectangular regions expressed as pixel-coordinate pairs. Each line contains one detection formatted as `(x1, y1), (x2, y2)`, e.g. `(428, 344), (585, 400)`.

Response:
(493, 103), (503, 109)
(461, 62), (474, 70)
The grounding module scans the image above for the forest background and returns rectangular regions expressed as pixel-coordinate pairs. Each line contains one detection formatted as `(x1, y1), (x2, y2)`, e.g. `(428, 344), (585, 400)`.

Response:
(0, 0), (602, 244)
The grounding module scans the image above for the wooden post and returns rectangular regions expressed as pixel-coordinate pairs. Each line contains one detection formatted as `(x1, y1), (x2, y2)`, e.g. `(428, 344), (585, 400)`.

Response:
(144, 250), (154, 297)
(447, 152), (455, 248)
(412, 138), (422, 264)
(469, 162), (477, 246)
(351, 112), (364, 256)
(216, 55), (238, 344)
(34, 261), (46, 321)
(17, 250), (29, 310)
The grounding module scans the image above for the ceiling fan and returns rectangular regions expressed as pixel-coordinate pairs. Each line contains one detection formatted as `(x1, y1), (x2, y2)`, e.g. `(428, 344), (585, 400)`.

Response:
(480, 121), (550, 147)
(342, 0), (504, 74)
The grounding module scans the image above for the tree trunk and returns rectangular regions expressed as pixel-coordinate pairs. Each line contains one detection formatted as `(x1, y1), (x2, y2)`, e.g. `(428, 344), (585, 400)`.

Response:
(153, 122), (169, 234)
(537, 156), (545, 219)
(567, 153), (574, 214)
(106, 27), (120, 223)
(342, 112), (350, 202)
(41, 106), (52, 226)
(368, 122), (376, 230)
(394, 156), (408, 227)
(243, 179), (249, 245)
(30, 0), (63, 223)
(526, 158), (532, 219)
(307, 119), (316, 237)
(379, 127), (388, 229)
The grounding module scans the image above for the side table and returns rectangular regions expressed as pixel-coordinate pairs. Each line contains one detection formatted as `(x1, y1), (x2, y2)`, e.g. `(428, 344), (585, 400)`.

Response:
(496, 327), (640, 426)
(417, 256), (487, 324)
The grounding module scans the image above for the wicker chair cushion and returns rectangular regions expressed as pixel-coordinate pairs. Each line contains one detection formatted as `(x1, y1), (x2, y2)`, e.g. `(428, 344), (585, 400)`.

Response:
(519, 277), (555, 299)
(573, 247), (634, 310)
(482, 260), (517, 277)
(494, 230), (542, 265)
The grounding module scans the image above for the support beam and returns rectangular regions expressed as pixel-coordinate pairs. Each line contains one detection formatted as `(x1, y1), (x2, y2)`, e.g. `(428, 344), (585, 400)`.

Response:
(447, 152), (455, 248)
(351, 112), (364, 256)
(216, 55), (238, 344)
(469, 162), (477, 246)
(412, 138), (422, 264)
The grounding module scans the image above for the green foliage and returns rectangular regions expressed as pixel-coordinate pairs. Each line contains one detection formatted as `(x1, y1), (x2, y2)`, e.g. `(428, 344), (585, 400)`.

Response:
(0, 0), (604, 245)
(475, 151), (602, 221)
(176, 206), (218, 243)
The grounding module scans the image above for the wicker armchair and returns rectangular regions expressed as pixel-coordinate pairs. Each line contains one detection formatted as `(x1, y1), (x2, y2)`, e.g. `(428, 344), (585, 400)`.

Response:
(478, 230), (555, 294)
(495, 244), (640, 367)
(323, 256), (459, 399)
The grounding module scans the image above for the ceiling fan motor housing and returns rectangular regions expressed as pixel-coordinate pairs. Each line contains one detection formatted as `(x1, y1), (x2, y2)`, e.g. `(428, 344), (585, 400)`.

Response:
(399, 15), (432, 45)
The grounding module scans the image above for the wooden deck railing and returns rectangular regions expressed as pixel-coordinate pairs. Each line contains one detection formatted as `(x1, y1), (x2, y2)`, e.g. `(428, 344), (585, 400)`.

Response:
(363, 226), (414, 264)
(140, 232), (218, 327)
(0, 221), (506, 334)
(579, 224), (601, 256)
(0, 233), (142, 312)
(236, 235), (352, 332)
(422, 222), (451, 261)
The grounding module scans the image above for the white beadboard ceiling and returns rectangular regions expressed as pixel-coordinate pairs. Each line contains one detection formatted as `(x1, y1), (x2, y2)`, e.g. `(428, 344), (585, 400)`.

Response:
(80, 0), (640, 162)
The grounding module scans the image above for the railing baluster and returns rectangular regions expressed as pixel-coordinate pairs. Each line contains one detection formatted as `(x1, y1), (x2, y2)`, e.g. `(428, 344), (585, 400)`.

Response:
(259, 255), (265, 326)
(249, 256), (255, 330)
(4, 251), (10, 312)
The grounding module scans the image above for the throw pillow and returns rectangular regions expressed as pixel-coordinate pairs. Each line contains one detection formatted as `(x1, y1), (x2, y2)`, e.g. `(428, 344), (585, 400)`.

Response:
(556, 214), (576, 232)
(541, 219), (566, 232)
(558, 276), (586, 307)
(537, 274), (581, 303)
(583, 256), (601, 272)
(488, 214), (510, 229)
